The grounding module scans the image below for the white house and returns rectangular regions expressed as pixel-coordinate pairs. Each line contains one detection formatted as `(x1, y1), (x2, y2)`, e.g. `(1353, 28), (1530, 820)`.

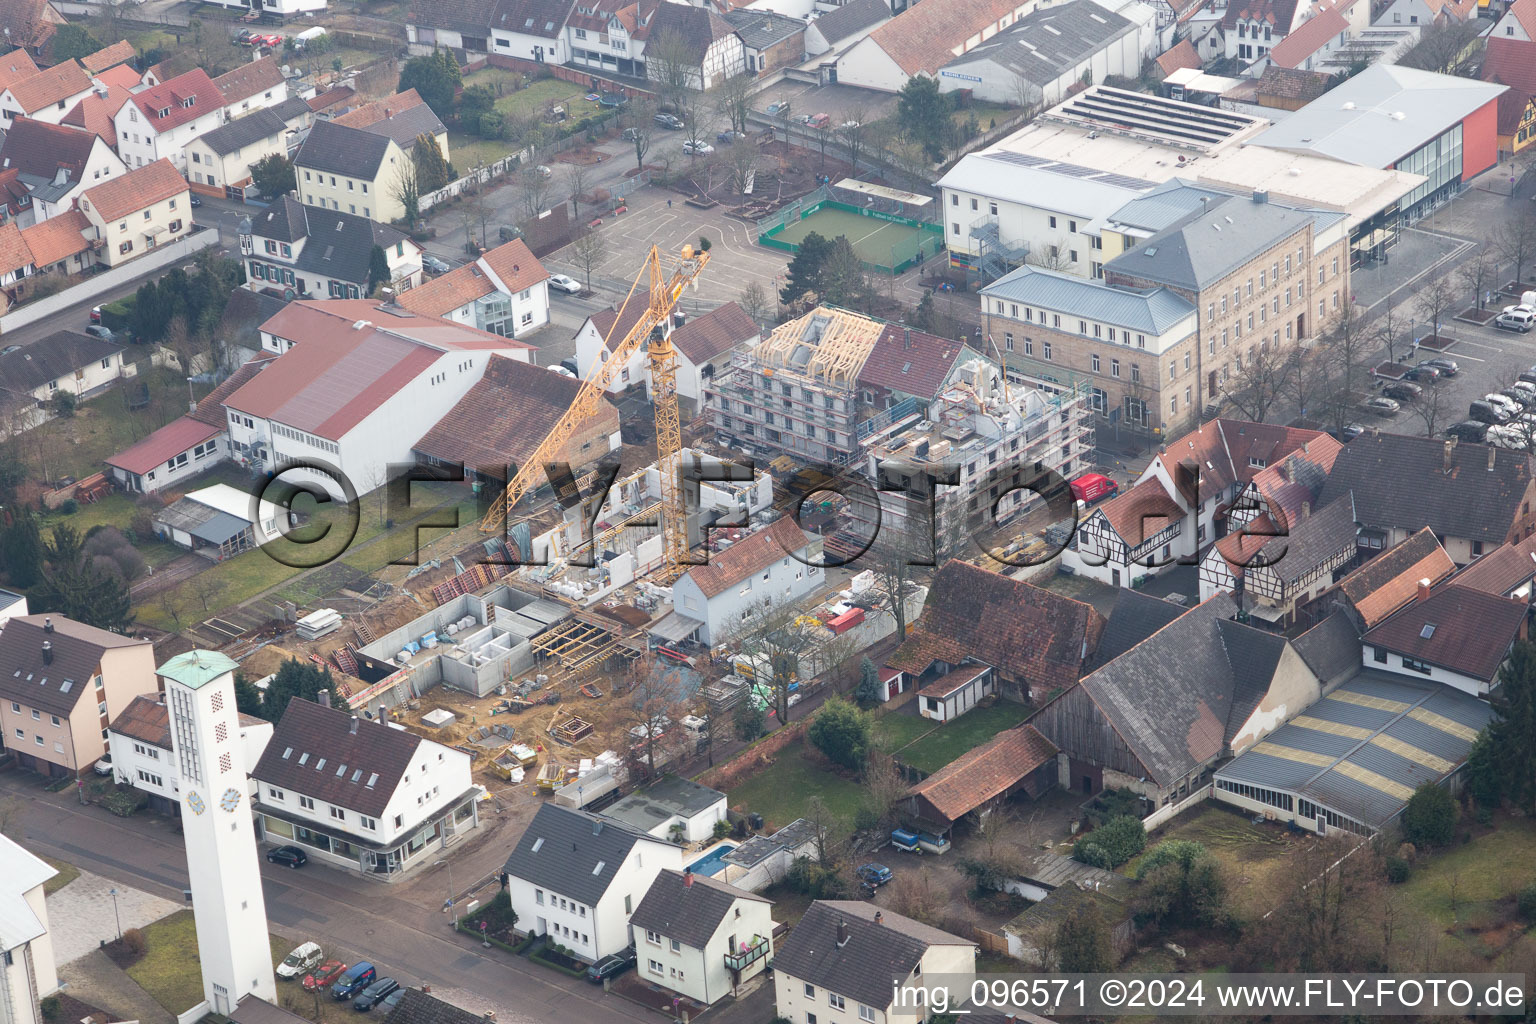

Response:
(0, 836), (58, 1024)
(0, 331), (126, 433)
(645, 4), (747, 90)
(251, 697), (481, 879)
(601, 777), (727, 842)
(773, 902), (977, 1024)
(107, 693), (274, 816)
(1360, 582), (1528, 698)
(629, 870), (774, 1006)
(916, 664), (994, 722)
(185, 108), (291, 198)
(667, 518), (821, 646)
(0, 117), (125, 225)
(112, 69), (225, 172)
(574, 301), (760, 415)
(502, 803), (684, 961)
(241, 196), (424, 302)
(0, 62), (92, 129)
(835, 0), (1036, 94)
(221, 299), (534, 500)
(152, 483), (292, 561)
(566, 0), (657, 81)
(211, 56), (290, 120)
(396, 237), (549, 339)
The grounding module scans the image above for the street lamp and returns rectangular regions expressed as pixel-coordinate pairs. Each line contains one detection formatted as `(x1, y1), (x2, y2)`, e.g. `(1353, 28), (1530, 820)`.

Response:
(108, 887), (122, 940)
(186, 376), (196, 413)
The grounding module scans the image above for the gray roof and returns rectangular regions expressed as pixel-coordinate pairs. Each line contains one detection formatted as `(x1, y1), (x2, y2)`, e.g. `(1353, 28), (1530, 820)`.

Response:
(1102, 193), (1315, 292)
(271, 96), (312, 124)
(725, 8), (805, 49)
(600, 776), (726, 833)
(628, 869), (769, 949)
(1291, 611), (1362, 684)
(1107, 177), (1232, 234)
(0, 615), (148, 718)
(1317, 431), (1533, 545)
(981, 264), (1196, 335)
(1254, 64), (1506, 167)
(808, 0), (889, 43)
(503, 803), (658, 906)
(1223, 493), (1358, 587)
(197, 108), (288, 157)
(383, 991), (484, 1024)
(352, 103), (446, 149)
(774, 902), (974, 1010)
(230, 997), (310, 1024)
(941, 0), (1133, 86)
(1083, 588), (1186, 673)
(249, 195), (411, 287)
(0, 332), (120, 393)
(294, 118), (392, 180)
(1216, 670), (1493, 829)
(156, 495), (250, 544)
(939, 151), (1155, 219)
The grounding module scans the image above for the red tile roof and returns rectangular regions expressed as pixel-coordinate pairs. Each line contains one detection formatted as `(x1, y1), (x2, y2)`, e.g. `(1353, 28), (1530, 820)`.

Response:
(1268, 7), (1347, 68)
(1335, 526), (1455, 629)
(1362, 583), (1527, 681)
(1221, 0), (1299, 29)
(20, 209), (90, 267)
(1155, 39), (1201, 76)
(333, 87), (429, 130)
(395, 262), (498, 315)
(0, 49), (37, 92)
(80, 158), (186, 222)
(111, 693), (264, 748)
(1502, 0), (1536, 36)
(863, 0), (1025, 75)
(682, 518), (810, 597)
(1483, 37), (1536, 134)
(1447, 534), (1536, 596)
(0, 220), (32, 276)
(189, 354), (276, 427)
(479, 236), (549, 294)
(1098, 476), (1185, 543)
(857, 324), (966, 401)
(125, 69), (222, 135)
(1155, 418), (1331, 506)
(669, 302), (759, 364)
(80, 39), (134, 74)
(61, 87), (129, 146)
(6, 60), (89, 115)
(212, 55), (284, 105)
(105, 415), (222, 474)
(906, 725), (1057, 822)
(1247, 433), (1342, 530)
(307, 85), (354, 113)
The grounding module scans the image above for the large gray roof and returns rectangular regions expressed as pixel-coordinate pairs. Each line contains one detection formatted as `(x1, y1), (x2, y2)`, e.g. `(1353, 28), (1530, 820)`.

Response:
(773, 902), (974, 1010)
(939, 151), (1155, 219)
(1107, 178), (1232, 234)
(807, 0), (889, 43)
(294, 118), (392, 180)
(197, 108), (288, 157)
(981, 264), (1196, 335)
(725, 8), (805, 48)
(1102, 193), (1315, 292)
(628, 869), (769, 949)
(503, 803), (658, 906)
(940, 0), (1133, 86)
(1083, 588), (1186, 673)
(600, 776), (725, 833)
(1254, 64), (1506, 167)
(0, 332), (120, 393)
(1216, 670), (1493, 829)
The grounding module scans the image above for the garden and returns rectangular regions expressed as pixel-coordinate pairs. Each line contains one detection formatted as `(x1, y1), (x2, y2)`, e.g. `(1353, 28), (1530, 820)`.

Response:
(891, 700), (1031, 774)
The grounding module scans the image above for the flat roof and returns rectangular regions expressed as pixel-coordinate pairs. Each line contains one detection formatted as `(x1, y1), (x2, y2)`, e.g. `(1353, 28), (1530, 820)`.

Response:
(938, 151), (1156, 221)
(1040, 84), (1270, 153)
(1216, 670), (1493, 829)
(1253, 64), (1506, 167)
(1194, 145), (1425, 228)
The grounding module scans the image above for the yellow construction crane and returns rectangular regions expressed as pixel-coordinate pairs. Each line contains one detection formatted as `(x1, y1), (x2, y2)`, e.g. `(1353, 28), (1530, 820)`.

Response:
(480, 243), (709, 584)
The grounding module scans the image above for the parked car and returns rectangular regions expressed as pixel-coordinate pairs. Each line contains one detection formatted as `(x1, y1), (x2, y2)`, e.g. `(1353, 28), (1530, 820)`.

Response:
(1382, 381), (1422, 401)
(559, 357), (579, 374)
(1503, 386), (1536, 409)
(1496, 308), (1535, 333)
(1336, 423), (1365, 441)
(1068, 472), (1118, 505)
(547, 274), (581, 294)
(84, 325), (113, 341)
(1445, 420), (1489, 443)
(235, 28), (256, 44)
(0, 344), (19, 355)
(303, 960), (348, 992)
(805, 112), (831, 129)
(716, 129), (746, 143)
(354, 978), (400, 1011)
(497, 225), (522, 243)
(90, 304), (102, 323)
(332, 963), (376, 1000)
(277, 942), (324, 980)
(838, 120), (861, 131)
(1486, 423), (1531, 450)
(1402, 364), (1440, 382)
(423, 255), (450, 274)
(1485, 393), (1524, 418)
(856, 863), (893, 886)
(189, 194), (201, 207)
(653, 113), (684, 130)
(621, 126), (641, 141)
(259, 33), (283, 47)
(266, 845), (308, 869)
(1469, 400), (1512, 425)
(1422, 357), (1459, 376)
(532, 164), (553, 178)
(1519, 370), (1536, 387)
(765, 101), (789, 116)
(92, 753), (113, 776)
(380, 989), (406, 1013)
(1362, 395), (1400, 416)
(681, 139), (714, 155)
(585, 949), (637, 984)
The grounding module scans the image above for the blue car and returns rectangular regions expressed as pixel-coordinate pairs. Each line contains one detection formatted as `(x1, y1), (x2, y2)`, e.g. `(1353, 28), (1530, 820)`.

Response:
(332, 962), (376, 1000)
(857, 863), (893, 886)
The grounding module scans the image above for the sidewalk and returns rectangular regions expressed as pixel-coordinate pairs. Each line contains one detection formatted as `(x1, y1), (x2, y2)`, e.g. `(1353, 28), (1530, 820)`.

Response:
(58, 950), (175, 1024)
(48, 868), (181, 965)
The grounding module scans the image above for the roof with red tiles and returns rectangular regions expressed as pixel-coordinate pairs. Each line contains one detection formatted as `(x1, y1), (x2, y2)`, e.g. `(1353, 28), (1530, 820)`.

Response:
(0, 220), (31, 276)
(1268, 7), (1347, 68)
(0, 48), (37, 92)
(1097, 476), (1185, 543)
(681, 518), (811, 597)
(1362, 583), (1527, 681)
(5, 60), (89, 115)
(105, 415), (223, 474)
(189, 354), (277, 428)
(1482, 37), (1536, 134)
(1157, 418), (1332, 507)
(80, 158), (185, 222)
(307, 85), (355, 113)
(395, 262), (499, 315)
(906, 725), (1057, 822)
(856, 324), (968, 401)
(1447, 534), (1536, 596)
(862, 0), (1027, 76)
(1334, 526), (1456, 629)
(124, 68), (222, 135)
(668, 301), (759, 365)
(80, 39), (134, 74)
(1221, 0), (1299, 29)
(20, 209), (90, 267)
(61, 87), (128, 146)
(1247, 433), (1342, 530)
(479, 236), (550, 294)
(1155, 38), (1200, 76)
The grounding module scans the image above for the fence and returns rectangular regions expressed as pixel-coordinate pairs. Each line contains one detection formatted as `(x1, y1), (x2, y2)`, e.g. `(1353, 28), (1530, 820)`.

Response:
(758, 198), (944, 275)
(0, 230), (220, 335)
(418, 155), (524, 215)
(1142, 783), (1214, 831)
(754, 184), (834, 233)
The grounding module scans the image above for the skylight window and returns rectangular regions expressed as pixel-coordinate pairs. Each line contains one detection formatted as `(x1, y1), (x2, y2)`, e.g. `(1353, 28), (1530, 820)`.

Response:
(298, 753), (309, 765)
(366, 772), (379, 787)
(315, 758), (326, 770)
(531, 837), (544, 852)
(282, 747), (293, 759)
(1420, 624), (1436, 639)
(593, 861), (606, 875)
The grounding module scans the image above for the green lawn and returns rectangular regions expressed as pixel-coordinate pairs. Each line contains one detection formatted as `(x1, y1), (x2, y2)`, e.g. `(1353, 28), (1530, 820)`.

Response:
(21, 366), (190, 483)
(726, 740), (866, 831)
(895, 700), (1031, 774)
(873, 710), (936, 753)
(42, 857), (79, 896)
(127, 910), (294, 1014)
(446, 132), (514, 173)
(1403, 818), (1536, 927)
(461, 70), (589, 120)
(1121, 803), (1298, 920)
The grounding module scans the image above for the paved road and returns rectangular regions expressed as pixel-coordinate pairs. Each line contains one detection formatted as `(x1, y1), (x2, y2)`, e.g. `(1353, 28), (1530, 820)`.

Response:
(9, 779), (672, 1024)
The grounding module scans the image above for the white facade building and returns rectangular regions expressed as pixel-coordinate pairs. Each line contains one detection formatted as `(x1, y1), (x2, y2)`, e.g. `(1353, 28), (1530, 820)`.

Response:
(629, 870), (775, 1006)
(0, 836), (58, 1024)
(668, 518), (822, 646)
(112, 70), (225, 172)
(108, 693), (273, 816)
(573, 302), (761, 414)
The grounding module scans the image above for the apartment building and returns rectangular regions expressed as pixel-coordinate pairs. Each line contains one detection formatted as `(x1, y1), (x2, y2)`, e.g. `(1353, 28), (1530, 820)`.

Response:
(112, 69), (224, 172)
(292, 120), (408, 223)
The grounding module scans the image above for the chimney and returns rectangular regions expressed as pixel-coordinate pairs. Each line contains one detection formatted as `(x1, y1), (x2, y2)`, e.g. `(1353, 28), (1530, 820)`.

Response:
(1300, 500), (1310, 520)
(903, 327), (912, 350)
(1444, 439), (1455, 472)
(43, 617), (53, 633)
(835, 918), (850, 948)
(1489, 446), (1497, 472)
(349, 715), (359, 734)
(683, 869), (694, 888)
(319, 691), (332, 709)
(41, 640), (52, 665)
(385, 107), (392, 119)
(874, 911), (883, 926)
(1417, 578), (1432, 603)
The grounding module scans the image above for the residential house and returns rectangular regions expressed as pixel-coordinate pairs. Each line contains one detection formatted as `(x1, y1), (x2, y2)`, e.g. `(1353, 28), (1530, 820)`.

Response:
(1030, 592), (1325, 804)
(502, 802), (685, 960)
(77, 158), (191, 267)
(139, 54), (198, 89)
(1318, 433), (1536, 564)
(886, 560), (1103, 709)
(716, 819), (822, 893)
(1263, 0), (1354, 74)
(0, 220), (34, 291)
(107, 693), (273, 816)
(185, 108), (291, 198)
(412, 354), (621, 482)
(803, 0), (890, 57)
(222, 299), (533, 499)
(773, 902), (977, 1024)
(0, 61), (91, 127)
(1360, 581), (1527, 697)
(630, 870), (774, 1006)
(396, 236), (550, 338)
(306, 85), (355, 118)
(240, 195), (424, 301)
(0, 331), (125, 435)
(59, 84), (131, 149)
(835, 0), (1036, 94)
(725, 9), (805, 75)
(198, 0), (323, 18)
(0, 117), (124, 225)
(1153, 38), (1200, 77)
(0, 590), (27, 628)
(20, 209), (91, 274)
(152, 483), (290, 560)
(251, 696), (480, 878)
(1445, 534), (1536, 602)
(79, 39), (134, 76)
(904, 725), (1059, 833)
(601, 777), (726, 842)
(1376, 0), (1478, 30)
(576, 300), (759, 415)
(212, 56), (289, 119)
(0, 835), (59, 1024)
(0, 615), (157, 779)
(646, 3), (746, 90)
(567, 0), (661, 81)
(1321, 526), (1457, 632)
(1198, 494), (1359, 626)
(333, 89), (449, 164)
(405, 0), (576, 65)
(1481, 0), (1536, 154)
(936, 0), (1156, 107)
(112, 69), (225, 172)
(293, 119), (409, 222)
(667, 517), (821, 645)
(0, 0), (64, 59)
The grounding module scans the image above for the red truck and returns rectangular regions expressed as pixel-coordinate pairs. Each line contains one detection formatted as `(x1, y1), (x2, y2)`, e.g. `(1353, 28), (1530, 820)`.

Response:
(1069, 472), (1119, 506)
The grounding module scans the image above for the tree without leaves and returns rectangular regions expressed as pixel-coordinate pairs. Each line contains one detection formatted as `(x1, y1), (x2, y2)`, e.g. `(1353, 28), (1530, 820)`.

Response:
(626, 100), (657, 172)
(1219, 342), (1292, 423)
(1396, 18), (1482, 75)
(516, 166), (554, 219)
(570, 229), (606, 293)
(1497, 204), (1536, 288)
(647, 29), (696, 110)
(626, 655), (688, 779)
(738, 280), (770, 324)
(1374, 293), (1406, 363)
(565, 162), (592, 217)
(1409, 374), (1455, 438)
(1458, 244), (1496, 312)
(1415, 273), (1457, 343)
(836, 109), (868, 169)
(712, 72), (752, 135)
(730, 597), (826, 724)
(728, 139), (757, 195)
(390, 157), (421, 225)
(1317, 303), (1374, 434)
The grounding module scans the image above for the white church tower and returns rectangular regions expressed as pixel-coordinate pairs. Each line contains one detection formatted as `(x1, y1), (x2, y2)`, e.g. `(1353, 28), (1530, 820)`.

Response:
(159, 650), (276, 1015)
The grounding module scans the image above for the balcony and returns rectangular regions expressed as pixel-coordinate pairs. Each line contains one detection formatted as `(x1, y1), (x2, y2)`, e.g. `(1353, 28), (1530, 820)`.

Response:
(724, 935), (769, 972)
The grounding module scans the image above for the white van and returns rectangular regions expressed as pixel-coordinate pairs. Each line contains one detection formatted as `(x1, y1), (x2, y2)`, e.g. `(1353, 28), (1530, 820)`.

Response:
(293, 26), (328, 49)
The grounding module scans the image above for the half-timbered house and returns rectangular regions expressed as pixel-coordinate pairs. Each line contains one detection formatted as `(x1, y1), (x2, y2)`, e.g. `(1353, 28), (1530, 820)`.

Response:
(1063, 477), (1188, 588)
(1197, 494), (1360, 627)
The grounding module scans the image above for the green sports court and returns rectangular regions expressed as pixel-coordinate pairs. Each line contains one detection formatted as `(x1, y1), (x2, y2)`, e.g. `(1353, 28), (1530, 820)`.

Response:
(758, 199), (943, 274)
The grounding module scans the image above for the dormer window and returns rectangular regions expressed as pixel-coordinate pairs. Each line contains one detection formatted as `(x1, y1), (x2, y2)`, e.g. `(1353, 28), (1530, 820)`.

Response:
(157, 107), (170, 118)
(182, 97), (195, 109)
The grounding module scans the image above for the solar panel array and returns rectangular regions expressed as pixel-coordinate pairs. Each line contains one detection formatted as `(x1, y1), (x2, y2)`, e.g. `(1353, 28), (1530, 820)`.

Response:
(980, 151), (1155, 191)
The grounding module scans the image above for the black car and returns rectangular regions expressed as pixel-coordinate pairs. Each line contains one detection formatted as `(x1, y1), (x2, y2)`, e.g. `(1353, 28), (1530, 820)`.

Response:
(1382, 381), (1422, 401)
(1402, 365), (1439, 382)
(354, 978), (400, 1012)
(190, 194), (202, 207)
(266, 845), (308, 868)
(653, 112), (684, 130)
(1446, 421), (1489, 443)
(585, 949), (636, 984)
